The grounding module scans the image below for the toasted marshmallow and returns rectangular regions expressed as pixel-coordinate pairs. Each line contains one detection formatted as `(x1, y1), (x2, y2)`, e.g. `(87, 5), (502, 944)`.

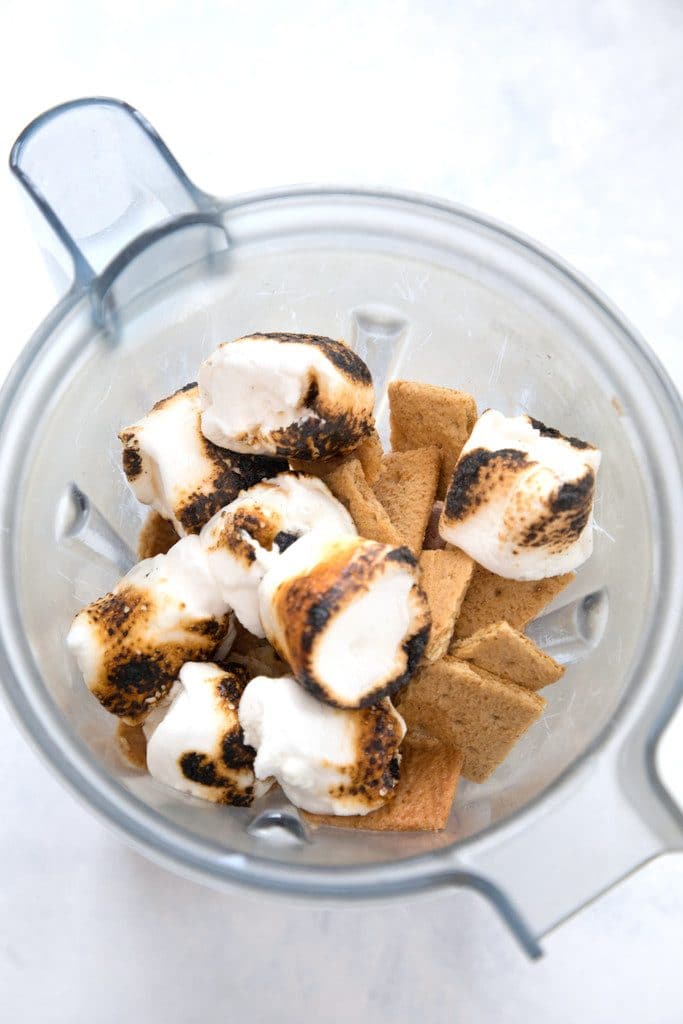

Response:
(258, 533), (430, 708)
(440, 410), (601, 579)
(198, 333), (375, 459)
(67, 536), (234, 723)
(239, 673), (405, 814)
(200, 472), (356, 636)
(119, 383), (286, 535)
(145, 662), (271, 805)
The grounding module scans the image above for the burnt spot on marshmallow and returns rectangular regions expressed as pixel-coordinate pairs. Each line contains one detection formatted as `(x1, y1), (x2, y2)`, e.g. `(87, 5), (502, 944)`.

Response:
(175, 663), (257, 805)
(206, 505), (284, 566)
(516, 468), (597, 552)
(403, 615), (431, 677)
(188, 614), (232, 640)
(178, 752), (254, 806)
(326, 701), (404, 808)
(274, 530), (301, 552)
(86, 586), (142, 635)
(385, 546), (418, 568)
(527, 416), (594, 451)
(178, 430), (287, 534)
(216, 661), (250, 705)
(551, 471), (596, 521)
(270, 408), (375, 461)
(221, 732), (255, 771)
(151, 380), (198, 413)
(444, 448), (529, 523)
(252, 333), (373, 386)
(120, 434), (143, 481)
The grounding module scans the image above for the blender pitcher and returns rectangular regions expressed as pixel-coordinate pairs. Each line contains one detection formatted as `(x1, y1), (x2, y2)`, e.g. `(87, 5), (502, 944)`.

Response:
(2, 97), (683, 958)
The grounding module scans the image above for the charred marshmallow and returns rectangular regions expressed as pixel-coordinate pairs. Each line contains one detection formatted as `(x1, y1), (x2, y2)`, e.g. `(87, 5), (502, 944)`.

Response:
(119, 383), (285, 535)
(258, 532), (431, 708)
(439, 410), (601, 579)
(198, 333), (375, 460)
(67, 536), (233, 723)
(146, 662), (271, 805)
(239, 673), (405, 815)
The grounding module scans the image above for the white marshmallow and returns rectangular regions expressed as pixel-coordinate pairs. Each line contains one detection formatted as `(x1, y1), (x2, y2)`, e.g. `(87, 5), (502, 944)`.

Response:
(258, 532), (431, 708)
(239, 674), (405, 815)
(146, 662), (271, 805)
(439, 410), (601, 580)
(200, 472), (356, 636)
(67, 536), (234, 723)
(119, 383), (285, 535)
(198, 333), (375, 459)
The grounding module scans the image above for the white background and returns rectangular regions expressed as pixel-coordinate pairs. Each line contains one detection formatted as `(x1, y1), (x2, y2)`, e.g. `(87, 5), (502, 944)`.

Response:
(1, 2), (682, 1021)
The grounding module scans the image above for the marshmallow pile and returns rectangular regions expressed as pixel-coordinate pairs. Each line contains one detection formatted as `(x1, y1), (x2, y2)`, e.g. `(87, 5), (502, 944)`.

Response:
(68, 333), (420, 814)
(67, 330), (602, 822)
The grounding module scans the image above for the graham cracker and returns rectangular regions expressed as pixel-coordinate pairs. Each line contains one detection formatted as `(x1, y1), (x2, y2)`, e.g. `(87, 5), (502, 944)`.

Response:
(452, 620), (564, 690)
(303, 737), (464, 831)
(137, 512), (179, 559)
(135, 512), (178, 561)
(229, 650), (288, 679)
(229, 625), (289, 677)
(452, 563), (575, 640)
(231, 622), (264, 655)
(116, 722), (148, 770)
(397, 657), (545, 782)
(373, 447), (441, 554)
(325, 458), (402, 546)
(419, 549), (474, 662)
(388, 380), (477, 498)
(290, 429), (384, 485)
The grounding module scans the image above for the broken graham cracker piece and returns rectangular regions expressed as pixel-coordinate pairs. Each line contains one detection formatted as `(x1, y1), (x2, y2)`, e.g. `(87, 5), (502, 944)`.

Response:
(304, 737), (464, 832)
(419, 549), (474, 662)
(137, 511), (180, 559)
(388, 380), (477, 499)
(397, 657), (545, 783)
(229, 625), (289, 677)
(453, 620), (564, 690)
(229, 649), (289, 679)
(373, 447), (441, 554)
(290, 429), (384, 485)
(231, 622), (264, 656)
(452, 563), (575, 641)
(325, 458), (402, 545)
(116, 722), (148, 770)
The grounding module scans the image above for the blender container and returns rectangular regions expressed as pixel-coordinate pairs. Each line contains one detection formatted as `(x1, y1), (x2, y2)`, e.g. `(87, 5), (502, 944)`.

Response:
(2, 98), (683, 958)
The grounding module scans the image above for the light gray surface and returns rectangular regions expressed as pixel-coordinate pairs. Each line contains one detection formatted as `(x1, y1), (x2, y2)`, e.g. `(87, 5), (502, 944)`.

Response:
(1, 2), (682, 1021)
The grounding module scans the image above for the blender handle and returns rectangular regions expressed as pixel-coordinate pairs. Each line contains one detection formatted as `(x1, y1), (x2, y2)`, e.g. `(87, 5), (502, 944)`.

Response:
(448, 675), (683, 957)
(9, 97), (227, 324)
